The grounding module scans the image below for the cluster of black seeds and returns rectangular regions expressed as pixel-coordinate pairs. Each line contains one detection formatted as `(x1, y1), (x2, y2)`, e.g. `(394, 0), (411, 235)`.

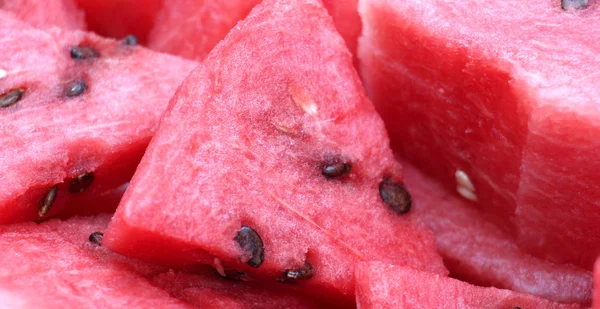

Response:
(37, 172), (95, 219)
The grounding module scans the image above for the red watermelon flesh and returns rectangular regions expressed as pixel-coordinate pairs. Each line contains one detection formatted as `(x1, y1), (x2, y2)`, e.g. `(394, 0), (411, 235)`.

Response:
(594, 259), (600, 309)
(400, 157), (592, 304)
(0, 13), (197, 224)
(359, 0), (600, 267)
(104, 0), (447, 303)
(1, 0), (85, 30)
(148, 0), (360, 63)
(321, 0), (360, 66)
(0, 215), (332, 309)
(73, 0), (163, 44)
(148, 0), (261, 61)
(356, 262), (584, 309)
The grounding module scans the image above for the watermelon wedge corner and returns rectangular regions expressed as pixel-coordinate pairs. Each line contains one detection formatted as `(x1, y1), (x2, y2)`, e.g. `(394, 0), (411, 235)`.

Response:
(0, 13), (197, 223)
(356, 262), (584, 309)
(1, 0), (85, 30)
(359, 0), (600, 268)
(401, 157), (592, 304)
(0, 215), (333, 309)
(104, 0), (446, 304)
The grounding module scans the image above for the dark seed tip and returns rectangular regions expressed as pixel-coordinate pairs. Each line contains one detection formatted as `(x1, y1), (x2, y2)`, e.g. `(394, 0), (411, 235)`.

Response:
(562, 0), (588, 10)
(38, 185), (59, 218)
(70, 45), (99, 60)
(234, 226), (265, 268)
(89, 232), (104, 246)
(1, 88), (25, 108)
(123, 35), (138, 46)
(322, 161), (352, 179)
(379, 178), (412, 215)
(66, 80), (88, 97)
(69, 172), (94, 193)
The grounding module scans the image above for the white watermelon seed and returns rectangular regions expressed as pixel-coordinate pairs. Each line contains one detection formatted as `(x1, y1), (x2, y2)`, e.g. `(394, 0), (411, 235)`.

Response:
(0, 89), (25, 108)
(379, 178), (412, 214)
(234, 226), (265, 268)
(0, 69), (7, 79)
(66, 80), (88, 97)
(88, 232), (104, 246)
(38, 185), (58, 218)
(213, 258), (227, 277)
(455, 170), (478, 201)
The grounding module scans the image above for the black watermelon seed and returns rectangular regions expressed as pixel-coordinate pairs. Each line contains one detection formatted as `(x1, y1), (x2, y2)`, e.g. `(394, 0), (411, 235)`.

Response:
(123, 35), (138, 46)
(70, 46), (99, 60)
(0, 89), (24, 108)
(284, 262), (314, 282)
(322, 161), (351, 179)
(69, 172), (94, 193)
(65, 80), (88, 97)
(562, 0), (588, 10)
(89, 232), (104, 246)
(379, 178), (412, 214)
(216, 269), (248, 281)
(38, 185), (58, 218)
(234, 226), (265, 268)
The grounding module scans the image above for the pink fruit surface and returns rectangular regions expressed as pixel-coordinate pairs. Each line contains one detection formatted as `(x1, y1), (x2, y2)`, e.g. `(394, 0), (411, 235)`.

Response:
(0, 13), (197, 223)
(1, 0), (85, 30)
(401, 157), (592, 304)
(359, 0), (600, 268)
(104, 0), (446, 304)
(356, 262), (584, 309)
(0, 215), (332, 309)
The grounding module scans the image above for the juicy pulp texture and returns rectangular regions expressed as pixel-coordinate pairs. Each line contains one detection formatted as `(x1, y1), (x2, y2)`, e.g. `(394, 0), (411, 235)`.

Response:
(401, 157), (592, 304)
(105, 0), (446, 303)
(594, 259), (600, 309)
(73, 0), (163, 43)
(0, 215), (332, 309)
(359, 0), (600, 267)
(1, 0), (85, 30)
(0, 14), (197, 223)
(148, 0), (261, 61)
(355, 262), (584, 309)
(148, 0), (360, 63)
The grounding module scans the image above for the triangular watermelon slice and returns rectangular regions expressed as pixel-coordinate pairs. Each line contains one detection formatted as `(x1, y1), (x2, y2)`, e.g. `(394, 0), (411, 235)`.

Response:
(1, 0), (85, 30)
(400, 157), (592, 304)
(0, 215), (331, 309)
(0, 13), (197, 223)
(356, 262), (583, 309)
(104, 0), (446, 303)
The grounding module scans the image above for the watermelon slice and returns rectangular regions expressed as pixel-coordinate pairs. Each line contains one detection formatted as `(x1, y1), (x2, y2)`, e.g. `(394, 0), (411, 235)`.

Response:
(0, 215), (333, 309)
(0, 13), (197, 223)
(359, 0), (600, 267)
(73, 0), (163, 44)
(104, 0), (446, 303)
(400, 157), (592, 304)
(148, 0), (360, 62)
(1, 0), (85, 30)
(356, 262), (584, 309)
